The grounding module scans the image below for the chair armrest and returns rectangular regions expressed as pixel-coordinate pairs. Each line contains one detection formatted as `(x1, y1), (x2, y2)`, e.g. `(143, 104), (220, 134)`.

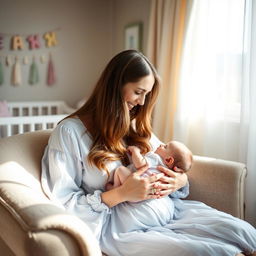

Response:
(0, 162), (102, 256)
(187, 155), (247, 219)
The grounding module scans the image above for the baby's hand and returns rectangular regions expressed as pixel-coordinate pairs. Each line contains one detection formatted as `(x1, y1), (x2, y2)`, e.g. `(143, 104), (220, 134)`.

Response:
(127, 146), (140, 155)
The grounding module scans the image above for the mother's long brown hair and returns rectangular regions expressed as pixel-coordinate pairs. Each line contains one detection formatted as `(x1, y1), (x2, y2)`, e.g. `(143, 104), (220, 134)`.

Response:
(68, 50), (160, 173)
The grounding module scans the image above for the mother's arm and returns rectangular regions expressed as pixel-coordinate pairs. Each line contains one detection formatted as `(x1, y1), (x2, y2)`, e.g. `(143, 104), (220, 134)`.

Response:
(102, 164), (165, 206)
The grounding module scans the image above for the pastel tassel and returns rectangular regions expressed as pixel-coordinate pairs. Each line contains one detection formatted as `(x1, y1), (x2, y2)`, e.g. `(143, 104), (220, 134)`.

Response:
(40, 55), (47, 64)
(0, 61), (3, 85)
(6, 55), (12, 66)
(47, 53), (56, 86)
(23, 56), (29, 65)
(11, 57), (22, 86)
(28, 57), (39, 85)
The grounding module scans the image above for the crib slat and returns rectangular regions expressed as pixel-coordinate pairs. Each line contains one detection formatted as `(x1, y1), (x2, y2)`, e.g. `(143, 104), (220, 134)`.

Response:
(30, 123), (35, 132)
(9, 107), (14, 116)
(18, 106), (22, 116)
(1, 100), (75, 138)
(18, 124), (24, 134)
(6, 125), (11, 137)
(42, 122), (47, 130)
(28, 107), (32, 116)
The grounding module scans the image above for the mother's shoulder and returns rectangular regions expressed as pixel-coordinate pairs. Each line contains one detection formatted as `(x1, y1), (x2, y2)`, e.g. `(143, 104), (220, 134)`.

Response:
(53, 117), (88, 139)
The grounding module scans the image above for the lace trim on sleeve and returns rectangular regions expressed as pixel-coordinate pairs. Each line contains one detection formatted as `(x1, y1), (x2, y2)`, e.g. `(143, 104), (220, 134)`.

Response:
(169, 182), (190, 199)
(86, 190), (111, 213)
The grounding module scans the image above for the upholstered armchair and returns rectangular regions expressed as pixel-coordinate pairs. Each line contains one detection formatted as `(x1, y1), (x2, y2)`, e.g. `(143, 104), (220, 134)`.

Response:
(0, 130), (246, 255)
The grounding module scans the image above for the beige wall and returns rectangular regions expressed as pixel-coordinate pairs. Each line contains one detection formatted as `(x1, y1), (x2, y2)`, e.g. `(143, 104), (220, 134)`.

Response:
(112, 0), (151, 55)
(0, 0), (151, 107)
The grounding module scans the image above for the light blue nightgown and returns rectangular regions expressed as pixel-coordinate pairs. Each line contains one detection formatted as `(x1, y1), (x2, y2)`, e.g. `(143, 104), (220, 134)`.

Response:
(41, 118), (256, 256)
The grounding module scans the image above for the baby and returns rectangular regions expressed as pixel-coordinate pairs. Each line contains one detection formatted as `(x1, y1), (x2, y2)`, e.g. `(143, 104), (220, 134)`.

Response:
(106, 141), (193, 192)
(106, 141), (193, 233)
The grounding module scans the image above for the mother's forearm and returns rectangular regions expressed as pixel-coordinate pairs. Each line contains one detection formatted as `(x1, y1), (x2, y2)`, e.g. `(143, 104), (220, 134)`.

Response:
(101, 186), (126, 208)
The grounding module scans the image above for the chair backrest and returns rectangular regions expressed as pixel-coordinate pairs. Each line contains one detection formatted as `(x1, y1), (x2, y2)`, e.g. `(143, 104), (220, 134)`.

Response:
(0, 130), (52, 192)
(0, 129), (102, 256)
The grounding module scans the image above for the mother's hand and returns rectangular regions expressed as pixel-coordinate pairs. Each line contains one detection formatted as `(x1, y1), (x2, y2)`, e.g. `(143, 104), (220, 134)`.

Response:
(154, 166), (188, 197)
(119, 164), (165, 202)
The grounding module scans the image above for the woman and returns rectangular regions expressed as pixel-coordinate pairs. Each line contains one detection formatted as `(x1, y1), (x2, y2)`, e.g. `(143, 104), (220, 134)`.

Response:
(41, 50), (256, 256)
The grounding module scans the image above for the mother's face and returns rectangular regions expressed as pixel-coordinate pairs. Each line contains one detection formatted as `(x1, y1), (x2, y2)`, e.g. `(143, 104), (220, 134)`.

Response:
(122, 73), (155, 111)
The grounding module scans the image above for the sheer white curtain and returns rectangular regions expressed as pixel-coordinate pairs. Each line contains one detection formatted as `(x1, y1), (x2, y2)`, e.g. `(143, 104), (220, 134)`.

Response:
(147, 0), (189, 141)
(173, 0), (256, 226)
(240, 0), (256, 226)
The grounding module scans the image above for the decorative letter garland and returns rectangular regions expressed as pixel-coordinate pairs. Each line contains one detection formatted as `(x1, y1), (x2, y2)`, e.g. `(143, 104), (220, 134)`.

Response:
(27, 35), (41, 50)
(0, 28), (59, 86)
(12, 36), (24, 50)
(44, 32), (58, 48)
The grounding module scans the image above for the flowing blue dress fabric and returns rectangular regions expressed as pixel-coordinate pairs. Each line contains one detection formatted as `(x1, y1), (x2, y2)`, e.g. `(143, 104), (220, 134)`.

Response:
(41, 118), (256, 256)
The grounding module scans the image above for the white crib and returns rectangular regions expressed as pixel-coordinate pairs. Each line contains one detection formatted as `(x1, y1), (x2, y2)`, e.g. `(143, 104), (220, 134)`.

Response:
(0, 101), (75, 138)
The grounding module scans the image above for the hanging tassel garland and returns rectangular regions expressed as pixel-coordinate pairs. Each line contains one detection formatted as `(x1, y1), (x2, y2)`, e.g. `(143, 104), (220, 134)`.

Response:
(6, 55), (12, 66)
(47, 53), (56, 86)
(11, 57), (22, 86)
(23, 56), (29, 65)
(28, 57), (39, 85)
(0, 62), (4, 85)
(40, 55), (47, 64)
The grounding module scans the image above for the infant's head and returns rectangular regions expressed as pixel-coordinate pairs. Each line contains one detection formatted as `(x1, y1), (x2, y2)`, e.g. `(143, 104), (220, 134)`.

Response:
(154, 141), (193, 172)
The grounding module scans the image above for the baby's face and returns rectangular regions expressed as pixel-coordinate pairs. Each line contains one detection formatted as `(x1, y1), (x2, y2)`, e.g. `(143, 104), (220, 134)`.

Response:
(155, 143), (173, 159)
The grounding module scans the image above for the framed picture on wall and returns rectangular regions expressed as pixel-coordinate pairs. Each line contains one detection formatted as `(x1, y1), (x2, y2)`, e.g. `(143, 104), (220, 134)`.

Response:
(124, 22), (142, 52)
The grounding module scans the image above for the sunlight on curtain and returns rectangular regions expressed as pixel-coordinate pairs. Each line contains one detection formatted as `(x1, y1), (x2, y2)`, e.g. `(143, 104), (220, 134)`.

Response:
(174, 0), (256, 226)
(147, 0), (189, 141)
(174, 0), (244, 160)
(240, 0), (256, 226)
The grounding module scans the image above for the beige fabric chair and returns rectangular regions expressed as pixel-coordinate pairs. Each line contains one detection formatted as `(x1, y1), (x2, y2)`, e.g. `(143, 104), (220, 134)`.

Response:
(0, 130), (247, 256)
